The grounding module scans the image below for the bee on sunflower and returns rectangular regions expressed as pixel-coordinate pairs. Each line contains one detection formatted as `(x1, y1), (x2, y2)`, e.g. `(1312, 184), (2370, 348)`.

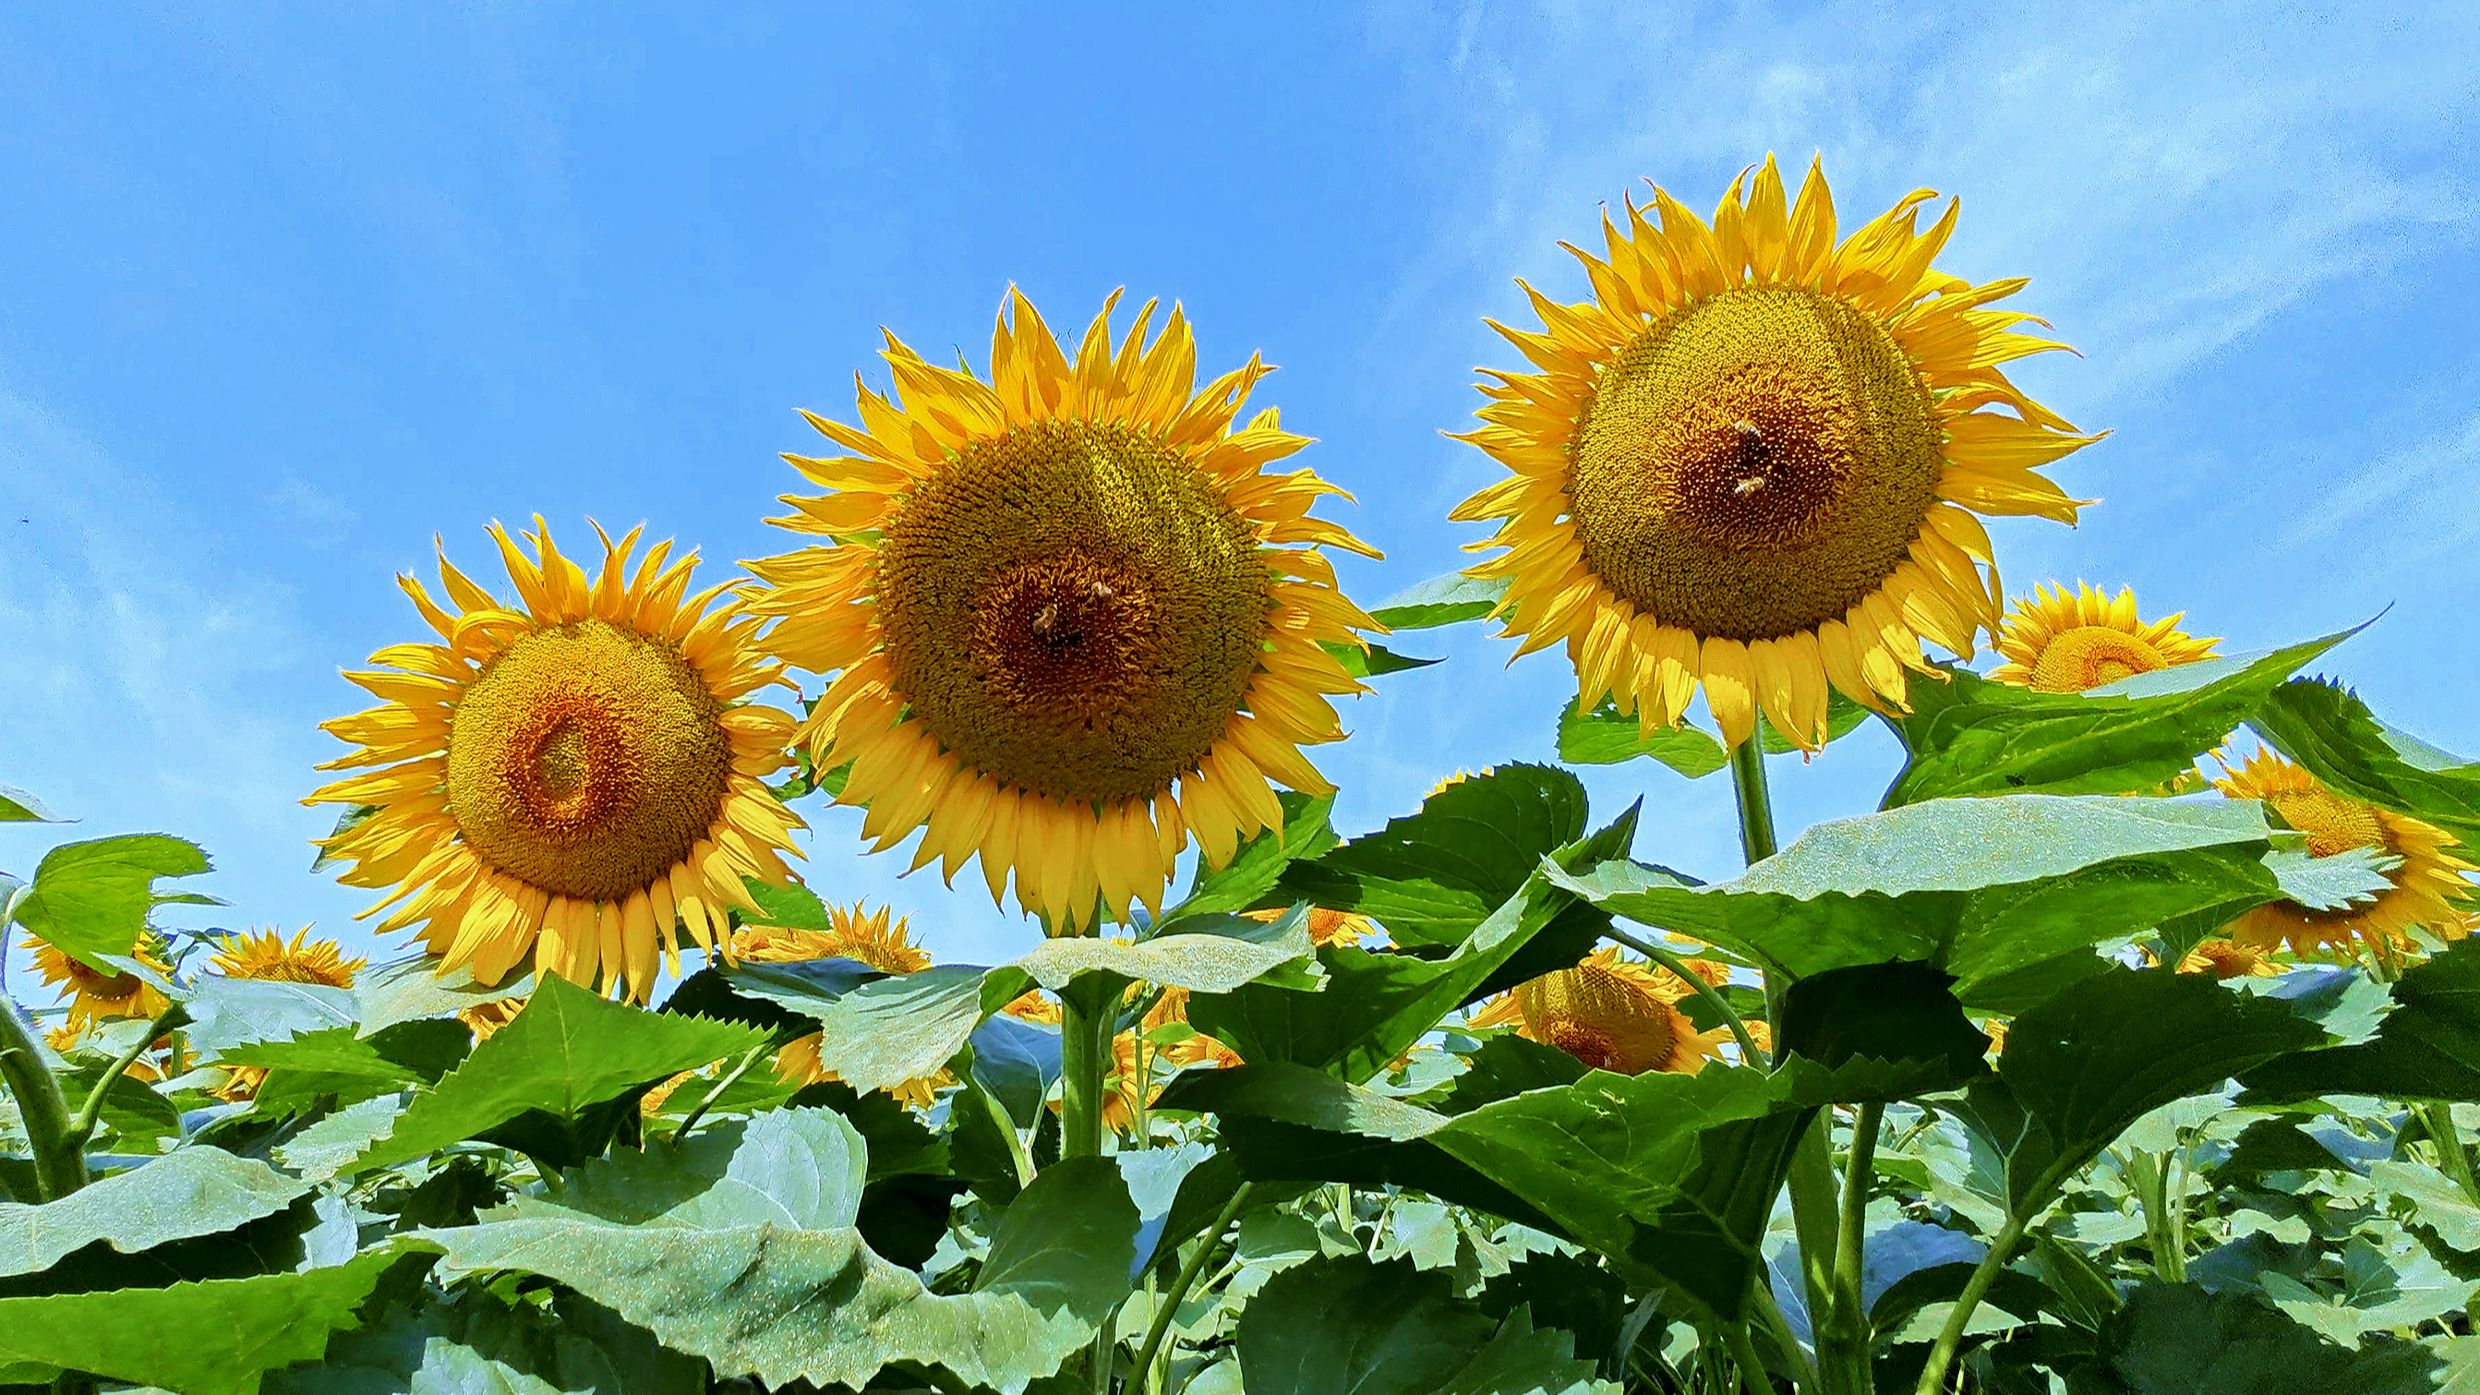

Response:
(744, 291), (1380, 933)
(1452, 156), (2098, 750)
(307, 521), (805, 1002)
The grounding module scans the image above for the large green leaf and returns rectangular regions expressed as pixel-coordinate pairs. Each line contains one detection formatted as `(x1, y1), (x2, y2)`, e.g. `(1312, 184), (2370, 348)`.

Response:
(1163, 792), (1339, 925)
(222, 1020), (472, 1115)
(351, 954), (529, 1038)
(9, 833), (214, 969)
(1190, 805), (1638, 1082)
(0, 1147), (309, 1279)
(731, 912), (1320, 1097)
(1882, 631), (2350, 806)
(1545, 795), (2283, 1009)
(1237, 1256), (1615, 1395)
(345, 975), (766, 1175)
(0, 1246), (416, 1395)
(2241, 938), (2480, 1104)
(1366, 572), (1508, 630)
(265, 1291), (709, 1395)
(1960, 968), (2335, 1212)
(1559, 692), (1870, 776)
(1273, 764), (1591, 948)
(421, 1155), (1139, 1393)
(185, 975), (361, 1055)
(2075, 1282), (2446, 1394)
(2252, 677), (2480, 850)
(512, 1107), (867, 1230)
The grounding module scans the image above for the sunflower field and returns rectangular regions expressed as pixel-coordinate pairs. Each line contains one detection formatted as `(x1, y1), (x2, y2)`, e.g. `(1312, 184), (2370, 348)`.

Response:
(5, 157), (2478, 1395)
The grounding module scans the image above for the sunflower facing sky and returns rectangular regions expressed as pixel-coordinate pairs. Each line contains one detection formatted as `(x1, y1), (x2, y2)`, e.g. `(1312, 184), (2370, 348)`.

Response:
(307, 521), (805, 1002)
(1450, 156), (2098, 750)
(27, 932), (174, 1030)
(1989, 582), (2219, 692)
(744, 290), (1380, 933)
(207, 928), (364, 1101)
(1468, 947), (1740, 1075)
(2215, 751), (2474, 961)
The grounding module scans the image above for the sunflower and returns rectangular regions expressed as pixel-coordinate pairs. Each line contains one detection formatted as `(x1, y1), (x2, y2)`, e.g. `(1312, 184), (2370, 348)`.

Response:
(2215, 751), (2474, 960)
(206, 928), (365, 1102)
(458, 996), (527, 1043)
(27, 933), (173, 1030)
(1468, 946), (1737, 1074)
(745, 291), (1380, 933)
(2175, 938), (2280, 979)
(1988, 583), (2218, 692)
(1451, 156), (2097, 751)
(44, 1024), (173, 1083)
(307, 521), (805, 1002)
(732, 903), (952, 1108)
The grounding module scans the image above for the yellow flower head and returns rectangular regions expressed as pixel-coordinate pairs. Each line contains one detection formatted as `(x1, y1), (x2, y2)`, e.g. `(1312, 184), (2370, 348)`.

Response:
(2176, 937), (2281, 979)
(1468, 946), (1735, 1075)
(307, 520), (805, 1002)
(1989, 582), (2219, 692)
(2215, 751), (2474, 960)
(27, 933), (173, 1030)
(209, 927), (365, 988)
(731, 902), (930, 975)
(744, 290), (1381, 933)
(1451, 155), (2098, 751)
(457, 996), (527, 1043)
(46, 1023), (172, 1084)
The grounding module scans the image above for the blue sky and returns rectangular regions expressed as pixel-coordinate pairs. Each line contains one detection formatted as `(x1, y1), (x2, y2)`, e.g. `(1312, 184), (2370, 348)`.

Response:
(4, 3), (2476, 986)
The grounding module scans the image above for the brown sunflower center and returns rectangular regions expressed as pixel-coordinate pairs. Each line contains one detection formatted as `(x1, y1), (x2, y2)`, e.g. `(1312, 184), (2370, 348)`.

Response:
(875, 419), (1274, 806)
(1566, 286), (1943, 640)
(446, 619), (732, 902)
(2266, 787), (2394, 861)
(2030, 626), (2169, 692)
(69, 963), (140, 998)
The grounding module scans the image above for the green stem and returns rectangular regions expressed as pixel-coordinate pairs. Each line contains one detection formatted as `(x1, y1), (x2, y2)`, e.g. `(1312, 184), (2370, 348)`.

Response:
(0, 996), (87, 1200)
(1821, 1102), (1883, 1393)
(63, 1005), (188, 1151)
(672, 1044), (770, 1144)
(1602, 924), (1764, 1063)
(1729, 722), (1840, 1389)
(1059, 979), (1115, 1163)
(1911, 1211), (2029, 1395)
(1749, 1277), (1822, 1392)
(2364, 952), (2480, 1206)
(1132, 1182), (1255, 1395)
(1723, 1318), (1773, 1394)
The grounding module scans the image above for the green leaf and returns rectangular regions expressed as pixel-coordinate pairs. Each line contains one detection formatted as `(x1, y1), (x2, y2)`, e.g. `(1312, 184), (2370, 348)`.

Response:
(1559, 693), (1870, 776)
(350, 954), (529, 1039)
(2252, 677), (2480, 851)
(265, 1290), (709, 1395)
(345, 975), (766, 1175)
(1881, 631), (2351, 806)
(1191, 803), (1637, 1082)
(1275, 764), (1592, 949)
(1546, 795), (2282, 1009)
(1367, 572), (1508, 630)
(0, 1147), (310, 1279)
(734, 914), (1320, 1097)
(1556, 703), (1730, 777)
(1966, 967), (2333, 1211)
(0, 784), (58, 823)
(1324, 638), (1443, 678)
(10, 834), (214, 969)
(420, 1155), (1139, 1393)
(0, 1246), (417, 1395)
(2241, 938), (2480, 1103)
(185, 976), (360, 1055)
(1238, 1256), (1615, 1395)
(2077, 1282), (2447, 1394)
(227, 1020), (472, 1115)
(1168, 792), (1339, 923)
(516, 1108), (866, 1230)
